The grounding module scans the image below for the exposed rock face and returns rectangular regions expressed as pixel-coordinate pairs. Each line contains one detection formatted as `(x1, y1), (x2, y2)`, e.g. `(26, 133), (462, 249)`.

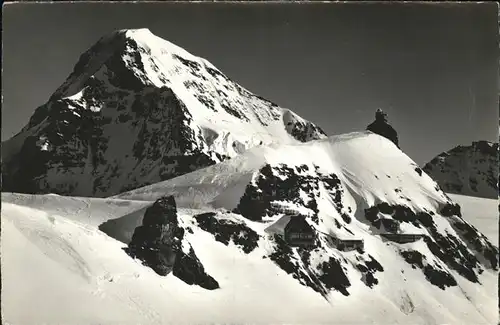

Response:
(423, 141), (498, 199)
(364, 202), (498, 289)
(282, 109), (327, 142)
(366, 109), (399, 148)
(195, 212), (260, 254)
(230, 163), (386, 296)
(125, 196), (183, 276)
(172, 246), (219, 290)
(265, 231), (387, 298)
(2, 28), (326, 197)
(125, 196), (219, 289)
(234, 164), (322, 222)
(234, 163), (349, 226)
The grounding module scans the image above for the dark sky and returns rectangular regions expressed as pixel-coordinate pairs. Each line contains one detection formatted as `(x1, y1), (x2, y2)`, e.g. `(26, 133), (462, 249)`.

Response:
(2, 2), (498, 165)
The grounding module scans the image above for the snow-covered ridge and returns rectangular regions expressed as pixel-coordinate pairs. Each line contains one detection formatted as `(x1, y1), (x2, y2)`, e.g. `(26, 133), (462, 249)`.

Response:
(2, 28), (326, 197)
(2, 131), (498, 324)
(117, 131), (446, 211)
(423, 140), (498, 199)
(116, 132), (498, 292)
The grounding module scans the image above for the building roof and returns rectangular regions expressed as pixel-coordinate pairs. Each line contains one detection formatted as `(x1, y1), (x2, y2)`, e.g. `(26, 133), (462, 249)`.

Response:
(284, 216), (314, 233)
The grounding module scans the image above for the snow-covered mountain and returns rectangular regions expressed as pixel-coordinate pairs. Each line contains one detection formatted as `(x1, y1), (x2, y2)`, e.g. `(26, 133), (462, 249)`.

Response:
(2, 132), (498, 325)
(423, 141), (498, 199)
(2, 27), (498, 325)
(1, 28), (326, 197)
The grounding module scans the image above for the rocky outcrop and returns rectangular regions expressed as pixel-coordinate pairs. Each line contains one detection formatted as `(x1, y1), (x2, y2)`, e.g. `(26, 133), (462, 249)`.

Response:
(125, 196), (183, 276)
(282, 109), (327, 142)
(172, 246), (219, 290)
(234, 163), (350, 226)
(125, 196), (219, 289)
(234, 164), (322, 222)
(266, 233), (385, 298)
(195, 212), (260, 254)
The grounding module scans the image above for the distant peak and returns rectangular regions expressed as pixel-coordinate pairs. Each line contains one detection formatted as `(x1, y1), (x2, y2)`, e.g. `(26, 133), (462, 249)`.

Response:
(108, 27), (198, 61)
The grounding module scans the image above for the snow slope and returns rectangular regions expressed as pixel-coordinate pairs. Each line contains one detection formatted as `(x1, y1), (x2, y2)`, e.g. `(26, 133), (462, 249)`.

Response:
(2, 192), (497, 325)
(2, 28), (326, 197)
(1, 192), (152, 227)
(3, 131), (496, 325)
(116, 131), (448, 210)
(423, 141), (498, 199)
(448, 193), (498, 246)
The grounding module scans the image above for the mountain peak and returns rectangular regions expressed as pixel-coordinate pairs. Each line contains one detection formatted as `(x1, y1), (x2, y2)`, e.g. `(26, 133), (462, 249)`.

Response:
(117, 28), (195, 58)
(423, 141), (498, 199)
(121, 27), (153, 35)
(2, 29), (327, 197)
(99, 28), (160, 45)
(98, 28), (155, 45)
